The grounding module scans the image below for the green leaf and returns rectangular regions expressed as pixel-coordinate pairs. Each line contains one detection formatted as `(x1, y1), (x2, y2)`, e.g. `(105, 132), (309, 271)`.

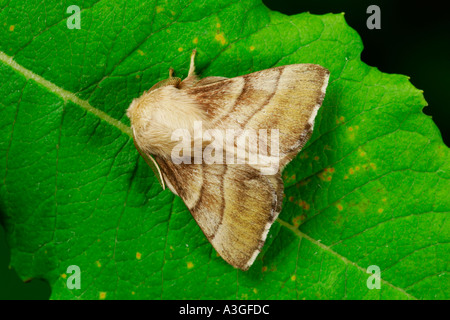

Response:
(0, 0), (448, 300)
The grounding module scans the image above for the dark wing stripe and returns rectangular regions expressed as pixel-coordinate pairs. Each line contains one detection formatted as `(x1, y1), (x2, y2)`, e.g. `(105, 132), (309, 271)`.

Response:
(213, 74), (252, 125)
(190, 164), (227, 240)
(191, 165), (205, 212)
(213, 66), (284, 128)
(207, 164), (227, 241)
(188, 77), (245, 120)
(239, 66), (283, 129)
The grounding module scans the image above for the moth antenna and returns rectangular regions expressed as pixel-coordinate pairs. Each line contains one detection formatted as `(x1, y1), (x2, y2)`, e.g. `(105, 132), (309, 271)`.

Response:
(188, 49), (197, 77)
(169, 67), (174, 78)
(179, 49), (199, 89)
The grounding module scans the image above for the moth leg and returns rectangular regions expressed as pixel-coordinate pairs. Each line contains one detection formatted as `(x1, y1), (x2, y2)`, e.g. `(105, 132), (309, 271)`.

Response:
(179, 49), (199, 89)
(169, 67), (175, 78)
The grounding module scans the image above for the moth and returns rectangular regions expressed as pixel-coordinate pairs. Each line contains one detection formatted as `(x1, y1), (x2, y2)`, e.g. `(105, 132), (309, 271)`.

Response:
(127, 50), (329, 271)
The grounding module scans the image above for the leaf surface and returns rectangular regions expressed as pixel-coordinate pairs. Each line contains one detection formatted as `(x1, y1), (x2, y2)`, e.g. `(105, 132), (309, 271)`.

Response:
(0, 0), (448, 299)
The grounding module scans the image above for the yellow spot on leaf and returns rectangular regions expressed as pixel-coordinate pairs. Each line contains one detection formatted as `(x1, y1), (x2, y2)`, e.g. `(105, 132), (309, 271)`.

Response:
(349, 168), (355, 175)
(249, 45), (255, 51)
(360, 151), (366, 157)
(156, 6), (164, 13)
(136, 252), (142, 260)
(193, 37), (198, 44)
(297, 200), (310, 210)
(355, 125), (359, 130)
(99, 292), (107, 300)
(348, 126), (353, 132)
(216, 23), (221, 28)
(262, 266), (267, 272)
(314, 156), (319, 161)
(370, 163), (377, 170)
(166, 29), (171, 33)
(284, 174), (296, 184)
(318, 169), (333, 182)
(136, 74), (140, 79)
(336, 203), (344, 211)
(344, 175), (348, 180)
(253, 288), (258, 294)
(291, 275), (296, 281)
(355, 166), (360, 171)
(137, 49), (144, 56)
(187, 261), (194, 269)
(378, 208), (384, 213)
(215, 33), (227, 45)
(131, 291), (135, 295)
(61, 274), (67, 279)
(336, 116), (346, 124)
(382, 198), (387, 202)
(299, 178), (311, 186)
(292, 216), (301, 227)
(9, 25), (14, 32)
(96, 261), (101, 267)
(178, 47), (183, 52)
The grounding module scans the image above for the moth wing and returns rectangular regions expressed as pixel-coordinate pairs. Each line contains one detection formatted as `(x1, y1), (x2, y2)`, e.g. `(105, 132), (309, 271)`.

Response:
(149, 64), (329, 270)
(187, 64), (329, 168)
(156, 158), (283, 271)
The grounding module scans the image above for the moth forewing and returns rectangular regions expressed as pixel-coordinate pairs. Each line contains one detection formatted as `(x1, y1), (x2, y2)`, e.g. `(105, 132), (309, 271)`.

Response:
(127, 50), (329, 270)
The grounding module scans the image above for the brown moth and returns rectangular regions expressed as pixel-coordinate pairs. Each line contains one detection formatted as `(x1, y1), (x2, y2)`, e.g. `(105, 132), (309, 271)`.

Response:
(127, 50), (329, 271)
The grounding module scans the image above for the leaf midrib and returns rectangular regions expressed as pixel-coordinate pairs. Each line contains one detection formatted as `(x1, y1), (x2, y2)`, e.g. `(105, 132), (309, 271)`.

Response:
(0, 50), (417, 300)
(0, 51), (132, 137)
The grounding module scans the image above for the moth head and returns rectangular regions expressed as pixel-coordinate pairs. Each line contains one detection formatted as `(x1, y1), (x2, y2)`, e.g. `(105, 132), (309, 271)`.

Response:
(127, 77), (182, 124)
(126, 83), (208, 158)
(126, 97), (140, 126)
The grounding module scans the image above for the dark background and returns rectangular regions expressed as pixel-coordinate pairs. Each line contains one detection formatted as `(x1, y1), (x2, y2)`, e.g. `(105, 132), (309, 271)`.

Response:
(1, 0), (448, 299)
(263, 0), (450, 146)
